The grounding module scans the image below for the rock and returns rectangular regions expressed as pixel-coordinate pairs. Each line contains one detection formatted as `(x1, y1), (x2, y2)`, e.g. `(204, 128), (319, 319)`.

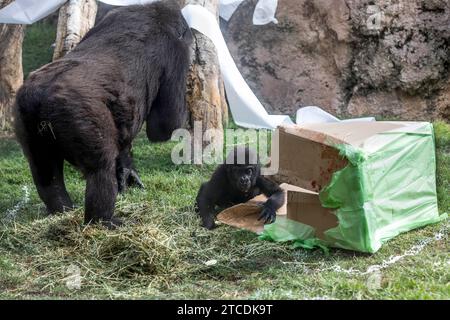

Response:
(222, 0), (450, 121)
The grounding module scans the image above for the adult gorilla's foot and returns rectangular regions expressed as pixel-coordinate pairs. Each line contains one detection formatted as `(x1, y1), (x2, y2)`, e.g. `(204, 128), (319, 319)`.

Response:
(101, 217), (123, 230)
(84, 216), (123, 229)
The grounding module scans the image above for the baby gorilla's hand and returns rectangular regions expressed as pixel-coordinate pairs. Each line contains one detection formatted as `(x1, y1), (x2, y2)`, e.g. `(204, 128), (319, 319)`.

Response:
(258, 205), (277, 225)
(202, 216), (217, 230)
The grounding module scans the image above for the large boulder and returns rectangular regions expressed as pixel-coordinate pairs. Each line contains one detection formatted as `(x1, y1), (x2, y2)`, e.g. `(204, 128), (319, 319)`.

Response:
(222, 0), (450, 121)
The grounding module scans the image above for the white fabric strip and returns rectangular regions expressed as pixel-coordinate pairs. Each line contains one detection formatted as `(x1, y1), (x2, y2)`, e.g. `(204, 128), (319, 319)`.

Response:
(219, 0), (244, 21)
(182, 4), (292, 129)
(0, 0), (277, 25)
(220, 0), (278, 25)
(98, 0), (156, 6)
(0, 0), (67, 24)
(296, 106), (376, 124)
(253, 0), (278, 25)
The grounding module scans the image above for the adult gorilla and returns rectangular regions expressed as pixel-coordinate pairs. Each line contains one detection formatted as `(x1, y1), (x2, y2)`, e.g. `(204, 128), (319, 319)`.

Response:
(14, 1), (193, 228)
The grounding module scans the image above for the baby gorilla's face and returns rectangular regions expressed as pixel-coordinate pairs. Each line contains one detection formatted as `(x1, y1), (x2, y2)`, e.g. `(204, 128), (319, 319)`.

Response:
(227, 165), (258, 193)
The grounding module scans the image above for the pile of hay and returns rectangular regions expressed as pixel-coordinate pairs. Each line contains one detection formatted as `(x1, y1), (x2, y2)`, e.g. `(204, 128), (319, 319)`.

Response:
(0, 200), (289, 297)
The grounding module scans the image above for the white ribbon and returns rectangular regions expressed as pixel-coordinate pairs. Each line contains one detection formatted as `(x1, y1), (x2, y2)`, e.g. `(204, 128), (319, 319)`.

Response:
(0, 0), (278, 25)
(0, 0), (160, 24)
(183, 4), (292, 129)
(0, 0), (67, 24)
(296, 106), (376, 124)
(219, 0), (243, 21)
(220, 0), (278, 24)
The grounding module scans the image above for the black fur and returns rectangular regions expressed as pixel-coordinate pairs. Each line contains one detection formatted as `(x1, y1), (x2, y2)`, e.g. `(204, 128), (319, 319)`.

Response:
(14, 1), (193, 228)
(195, 147), (285, 230)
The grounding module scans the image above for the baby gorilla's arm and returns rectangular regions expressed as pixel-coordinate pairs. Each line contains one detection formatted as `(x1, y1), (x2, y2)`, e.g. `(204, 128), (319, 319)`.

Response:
(195, 166), (229, 230)
(196, 183), (218, 230)
(256, 176), (285, 224)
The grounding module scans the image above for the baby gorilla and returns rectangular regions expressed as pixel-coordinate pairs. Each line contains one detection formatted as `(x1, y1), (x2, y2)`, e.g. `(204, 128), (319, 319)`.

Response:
(196, 147), (285, 229)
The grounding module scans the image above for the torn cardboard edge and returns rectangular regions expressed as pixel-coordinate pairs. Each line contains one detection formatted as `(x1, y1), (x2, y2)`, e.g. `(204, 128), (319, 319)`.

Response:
(280, 121), (426, 148)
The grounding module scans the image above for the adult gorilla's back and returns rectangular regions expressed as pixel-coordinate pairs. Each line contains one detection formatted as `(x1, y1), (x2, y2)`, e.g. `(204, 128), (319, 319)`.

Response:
(14, 1), (193, 228)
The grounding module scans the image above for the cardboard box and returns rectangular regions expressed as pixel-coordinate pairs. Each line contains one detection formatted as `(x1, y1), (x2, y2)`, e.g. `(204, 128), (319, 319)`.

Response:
(275, 122), (418, 192)
(218, 121), (446, 253)
(273, 122), (444, 252)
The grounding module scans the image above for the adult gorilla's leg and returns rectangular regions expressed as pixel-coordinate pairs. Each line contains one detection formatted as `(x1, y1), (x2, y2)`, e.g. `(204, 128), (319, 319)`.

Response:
(65, 108), (121, 228)
(29, 149), (73, 214)
(85, 163), (120, 228)
(15, 117), (73, 214)
(116, 147), (144, 193)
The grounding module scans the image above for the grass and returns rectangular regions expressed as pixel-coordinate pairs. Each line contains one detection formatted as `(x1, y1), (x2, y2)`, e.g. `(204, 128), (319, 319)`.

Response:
(0, 21), (448, 300)
(0, 123), (448, 299)
(22, 22), (56, 79)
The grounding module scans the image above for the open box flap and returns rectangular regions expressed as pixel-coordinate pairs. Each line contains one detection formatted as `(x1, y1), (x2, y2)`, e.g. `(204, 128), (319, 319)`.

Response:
(280, 122), (429, 149)
(216, 184), (314, 233)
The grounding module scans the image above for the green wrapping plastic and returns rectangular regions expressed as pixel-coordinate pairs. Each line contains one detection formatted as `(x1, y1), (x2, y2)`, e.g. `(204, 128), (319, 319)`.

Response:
(259, 217), (330, 254)
(260, 122), (447, 253)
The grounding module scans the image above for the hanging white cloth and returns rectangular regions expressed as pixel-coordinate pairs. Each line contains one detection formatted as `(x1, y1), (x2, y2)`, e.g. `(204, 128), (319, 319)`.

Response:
(0, 0), (159, 24)
(0, 0), (278, 25)
(252, 0), (278, 25)
(182, 4), (292, 129)
(218, 0), (243, 21)
(0, 0), (67, 24)
(296, 106), (376, 124)
(220, 0), (278, 25)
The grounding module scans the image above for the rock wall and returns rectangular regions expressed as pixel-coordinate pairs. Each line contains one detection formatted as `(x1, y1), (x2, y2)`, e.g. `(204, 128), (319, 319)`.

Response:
(222, 0), (450, 121)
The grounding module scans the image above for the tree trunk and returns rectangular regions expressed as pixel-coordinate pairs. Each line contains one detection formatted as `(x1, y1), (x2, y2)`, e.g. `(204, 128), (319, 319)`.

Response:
(184, 0), (228, 146)
(53, 0), (98, 60)
(0, 0), (24, 132)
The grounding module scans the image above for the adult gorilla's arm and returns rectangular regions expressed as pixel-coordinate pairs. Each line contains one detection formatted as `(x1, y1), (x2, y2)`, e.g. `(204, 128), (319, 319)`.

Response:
(257, 176), (285, 224)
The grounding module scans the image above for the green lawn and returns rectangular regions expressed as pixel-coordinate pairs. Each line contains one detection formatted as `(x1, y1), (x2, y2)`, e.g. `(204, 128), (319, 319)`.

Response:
(0, 122), (448, 299)
(22, 22), (56, 79)
(0, 22), (448, 300)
